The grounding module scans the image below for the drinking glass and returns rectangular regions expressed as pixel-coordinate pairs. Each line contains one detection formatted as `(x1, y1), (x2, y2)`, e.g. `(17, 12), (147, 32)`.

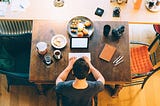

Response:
(44, 54), (52, 65)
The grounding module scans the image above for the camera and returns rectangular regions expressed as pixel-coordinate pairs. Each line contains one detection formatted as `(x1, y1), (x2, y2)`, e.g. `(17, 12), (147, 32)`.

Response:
(112, 25), (125, 39)
(113, 7), (120, 17)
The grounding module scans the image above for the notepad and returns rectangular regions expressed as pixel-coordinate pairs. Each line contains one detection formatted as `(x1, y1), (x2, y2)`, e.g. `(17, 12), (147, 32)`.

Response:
(99, 44), (116, 62)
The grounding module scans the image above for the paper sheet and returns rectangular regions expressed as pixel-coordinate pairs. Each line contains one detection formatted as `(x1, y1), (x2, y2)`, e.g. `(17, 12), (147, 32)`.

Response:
(69, 53), (91, 60)
(10, 0), (30, 11)
(0, 2), (8, 16)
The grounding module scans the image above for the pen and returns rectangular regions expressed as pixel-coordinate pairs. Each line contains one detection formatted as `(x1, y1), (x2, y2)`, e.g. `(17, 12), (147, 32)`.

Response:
(113, 56), (121, 64)
(114, 59), (124, 66)
(115, 56), (124, 64)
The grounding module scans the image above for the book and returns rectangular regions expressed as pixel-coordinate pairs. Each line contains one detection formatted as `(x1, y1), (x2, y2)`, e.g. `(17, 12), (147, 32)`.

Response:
(99, 44), (116, 62)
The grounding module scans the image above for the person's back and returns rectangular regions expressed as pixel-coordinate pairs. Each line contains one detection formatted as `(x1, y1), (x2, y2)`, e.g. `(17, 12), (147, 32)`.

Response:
(56, 57), (105, 106)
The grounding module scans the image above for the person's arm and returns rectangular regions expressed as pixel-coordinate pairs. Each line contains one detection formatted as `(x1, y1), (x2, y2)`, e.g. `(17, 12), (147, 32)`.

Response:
(56, 57), (77, 85)
(83, 56), (105, 85)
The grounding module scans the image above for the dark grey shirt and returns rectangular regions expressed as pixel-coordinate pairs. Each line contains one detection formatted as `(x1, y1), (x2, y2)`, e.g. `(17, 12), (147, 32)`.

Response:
(56, 80), (104, 106)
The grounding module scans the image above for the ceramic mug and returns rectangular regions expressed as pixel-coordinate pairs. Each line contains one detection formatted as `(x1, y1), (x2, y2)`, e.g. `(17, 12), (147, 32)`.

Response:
(53, 50), (62, 60)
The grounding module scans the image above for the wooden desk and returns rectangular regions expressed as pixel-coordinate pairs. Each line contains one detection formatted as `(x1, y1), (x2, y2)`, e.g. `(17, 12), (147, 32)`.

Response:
(29, 20), (131, 85)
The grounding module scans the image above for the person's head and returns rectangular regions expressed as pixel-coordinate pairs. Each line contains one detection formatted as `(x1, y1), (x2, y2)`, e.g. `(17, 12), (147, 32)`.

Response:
(72, 58), (89, 80)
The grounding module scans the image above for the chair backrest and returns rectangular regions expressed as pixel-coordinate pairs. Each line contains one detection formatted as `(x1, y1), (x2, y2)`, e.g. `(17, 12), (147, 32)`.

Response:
(148, 34), (160, 65)
(1, 33), (32, 56)
(0, 20), (33, 34)
(56, 93), (97, 106)
(0, 33), (33, 91)
(153, 24), (160, 34)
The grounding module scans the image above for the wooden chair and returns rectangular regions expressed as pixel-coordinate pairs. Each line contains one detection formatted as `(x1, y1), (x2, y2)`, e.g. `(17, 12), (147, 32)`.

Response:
(56, 93), (98, 106)
(124, 34), (160, 88)
(0, 33), (35, 92)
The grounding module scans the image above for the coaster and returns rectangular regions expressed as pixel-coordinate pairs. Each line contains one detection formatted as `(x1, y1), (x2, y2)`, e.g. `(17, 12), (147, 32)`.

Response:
(95, 7), (104, 17)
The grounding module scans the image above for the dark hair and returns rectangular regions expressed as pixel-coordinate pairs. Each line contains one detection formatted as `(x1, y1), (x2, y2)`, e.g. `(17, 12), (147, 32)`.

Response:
(72, 58), (89, 79)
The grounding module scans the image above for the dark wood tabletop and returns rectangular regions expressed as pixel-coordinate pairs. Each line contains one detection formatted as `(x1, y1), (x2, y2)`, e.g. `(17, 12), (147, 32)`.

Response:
(29, 20), (131, 84)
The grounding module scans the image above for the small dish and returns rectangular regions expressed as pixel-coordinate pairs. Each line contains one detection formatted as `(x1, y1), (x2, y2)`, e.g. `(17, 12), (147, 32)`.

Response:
(51, 34), (67, 49)
(145, 0), (160, 12)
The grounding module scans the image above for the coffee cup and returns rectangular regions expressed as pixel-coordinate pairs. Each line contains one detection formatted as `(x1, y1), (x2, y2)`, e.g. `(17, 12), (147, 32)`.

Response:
(103, 25), (111, 36)
(36, 42), (48, 55)
(53, 50), (61, 60)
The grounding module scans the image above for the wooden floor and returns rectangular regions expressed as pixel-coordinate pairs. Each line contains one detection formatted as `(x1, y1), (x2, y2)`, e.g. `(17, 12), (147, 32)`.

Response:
(0, 24), (159, 106)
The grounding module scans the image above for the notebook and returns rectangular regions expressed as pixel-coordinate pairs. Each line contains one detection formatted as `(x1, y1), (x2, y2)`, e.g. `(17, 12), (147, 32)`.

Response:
(99, 44), (116, 62)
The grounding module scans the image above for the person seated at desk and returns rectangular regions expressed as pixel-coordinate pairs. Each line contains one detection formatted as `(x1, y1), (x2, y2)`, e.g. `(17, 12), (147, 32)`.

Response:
(56, 56), (105, 106)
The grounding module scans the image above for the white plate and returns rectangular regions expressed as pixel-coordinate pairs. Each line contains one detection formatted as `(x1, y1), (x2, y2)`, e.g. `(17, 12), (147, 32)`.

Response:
(51, 34), (67, 49)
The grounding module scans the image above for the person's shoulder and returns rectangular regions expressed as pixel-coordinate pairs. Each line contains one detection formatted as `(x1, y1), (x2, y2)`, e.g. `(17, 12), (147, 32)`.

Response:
(88, 81), (103, 85)
(88, 81), (104, 90)
(56, 80), (74, 88)
(56, 80), (74, 92)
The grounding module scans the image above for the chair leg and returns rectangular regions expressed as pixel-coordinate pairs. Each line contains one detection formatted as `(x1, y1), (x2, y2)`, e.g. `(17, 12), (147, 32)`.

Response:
(111, 85), (123, 97)
(105, 84), (123, 97)
(56, 93), (61, 106)
(94, 95), (98, 106)
(7, 84), (10, 92)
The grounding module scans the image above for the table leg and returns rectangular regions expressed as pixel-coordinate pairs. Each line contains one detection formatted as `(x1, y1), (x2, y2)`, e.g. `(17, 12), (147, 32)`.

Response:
(36, 84), (56, 95)
(36, 84), (45, 95)
(111, 85), (123, 97)
(105, 84), (123, 97)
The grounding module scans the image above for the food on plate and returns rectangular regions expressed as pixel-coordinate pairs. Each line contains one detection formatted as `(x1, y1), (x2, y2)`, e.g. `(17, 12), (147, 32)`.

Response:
(71, 29), (76, 33)
(78, 23), (84, 32)
(82, 29), (89, 35)
(84, 21), (91, 27)
(77, 32), (84, 37)
(53, 37), (63, 47)
(68, 16), (94, 37)
(70, 24), (77, 29)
